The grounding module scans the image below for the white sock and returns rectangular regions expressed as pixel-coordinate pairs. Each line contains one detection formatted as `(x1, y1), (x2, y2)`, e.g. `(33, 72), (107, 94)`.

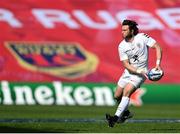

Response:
(115, 96), (130, 117)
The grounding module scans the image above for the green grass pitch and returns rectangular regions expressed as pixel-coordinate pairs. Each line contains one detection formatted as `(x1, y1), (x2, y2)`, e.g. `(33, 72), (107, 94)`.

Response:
(0, 104), (180, 133)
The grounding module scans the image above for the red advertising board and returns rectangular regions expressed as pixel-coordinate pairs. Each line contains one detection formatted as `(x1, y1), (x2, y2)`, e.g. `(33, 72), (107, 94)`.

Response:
(0, 0), (180, 83)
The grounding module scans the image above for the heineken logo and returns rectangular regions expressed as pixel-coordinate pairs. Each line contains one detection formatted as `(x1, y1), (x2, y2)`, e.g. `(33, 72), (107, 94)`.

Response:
(0, 81), (115, 106)
(0, 81), (145, 106)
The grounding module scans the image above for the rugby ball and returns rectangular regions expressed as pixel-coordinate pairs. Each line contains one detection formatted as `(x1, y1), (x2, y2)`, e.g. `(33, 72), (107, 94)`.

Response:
(147, 68), (164, 81)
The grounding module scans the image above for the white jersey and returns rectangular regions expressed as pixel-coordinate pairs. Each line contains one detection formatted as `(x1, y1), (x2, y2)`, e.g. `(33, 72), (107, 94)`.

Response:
(118, 33), (156, 71)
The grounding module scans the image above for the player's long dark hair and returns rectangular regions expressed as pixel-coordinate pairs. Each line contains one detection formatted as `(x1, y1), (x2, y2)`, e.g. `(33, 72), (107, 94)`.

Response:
(122, 19), (139, 35)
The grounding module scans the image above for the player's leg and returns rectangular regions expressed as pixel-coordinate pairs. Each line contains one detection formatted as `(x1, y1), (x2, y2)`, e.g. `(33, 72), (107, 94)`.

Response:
(115, 74), (134, 120)
(114, 83), (136, 120)
(114, 85), (123, 104)
(106, 75), (126, 127)
(114, 72), (127, 103)
(116, 75), (146, 123)
(106, 71), (134, 127)
(106, 83), (135, 127)
(116, 83), (135, 123)
(114, 85), (133, 118)
(106, 73), (146, 127)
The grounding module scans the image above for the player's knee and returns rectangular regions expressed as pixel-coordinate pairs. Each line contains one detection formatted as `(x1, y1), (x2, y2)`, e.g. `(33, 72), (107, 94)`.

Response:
(114, 92), (122, 100)
(123, 92), (131, 97)
(123, 84), (136, 97)
(123, 88), (135, 97)
(114, 88), (123, 98)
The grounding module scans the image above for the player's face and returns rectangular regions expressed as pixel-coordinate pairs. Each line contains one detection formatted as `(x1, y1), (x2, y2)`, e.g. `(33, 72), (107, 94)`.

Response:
(121, 25), (131, 39)
(122, 25), (130, 38)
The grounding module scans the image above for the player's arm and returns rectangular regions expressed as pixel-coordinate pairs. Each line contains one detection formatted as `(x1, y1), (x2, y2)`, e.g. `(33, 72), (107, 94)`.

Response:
(119, 45), (146, 75)
(122, 60), (146, 75)
(151, 42), (162, 70)
(122, 59), (136, 73)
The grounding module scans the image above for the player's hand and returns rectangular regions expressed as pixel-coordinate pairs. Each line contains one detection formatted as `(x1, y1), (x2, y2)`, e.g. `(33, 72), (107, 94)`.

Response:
(154, 65), (162, 71)
(136, 68), (148, 78)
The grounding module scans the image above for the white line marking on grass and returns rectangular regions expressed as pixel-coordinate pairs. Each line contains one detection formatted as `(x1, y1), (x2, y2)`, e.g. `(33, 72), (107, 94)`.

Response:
(0, 118), (180, 123)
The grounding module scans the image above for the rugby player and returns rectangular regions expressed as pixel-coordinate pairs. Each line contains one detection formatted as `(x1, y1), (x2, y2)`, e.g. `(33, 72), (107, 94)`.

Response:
(106, 19), (163, 127)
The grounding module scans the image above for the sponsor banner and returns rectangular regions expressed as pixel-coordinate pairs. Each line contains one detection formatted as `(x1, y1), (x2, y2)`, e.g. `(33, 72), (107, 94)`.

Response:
(0, 0), (180, 83)
(0, 81), (179, 106)
(5, 42), (98, 79)
(142, 84), (180, 103)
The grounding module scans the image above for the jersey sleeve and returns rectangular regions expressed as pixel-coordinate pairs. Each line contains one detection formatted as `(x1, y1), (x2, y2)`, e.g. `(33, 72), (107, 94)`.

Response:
(118, 45), (128, 61)
(142, 33), (156, 47)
